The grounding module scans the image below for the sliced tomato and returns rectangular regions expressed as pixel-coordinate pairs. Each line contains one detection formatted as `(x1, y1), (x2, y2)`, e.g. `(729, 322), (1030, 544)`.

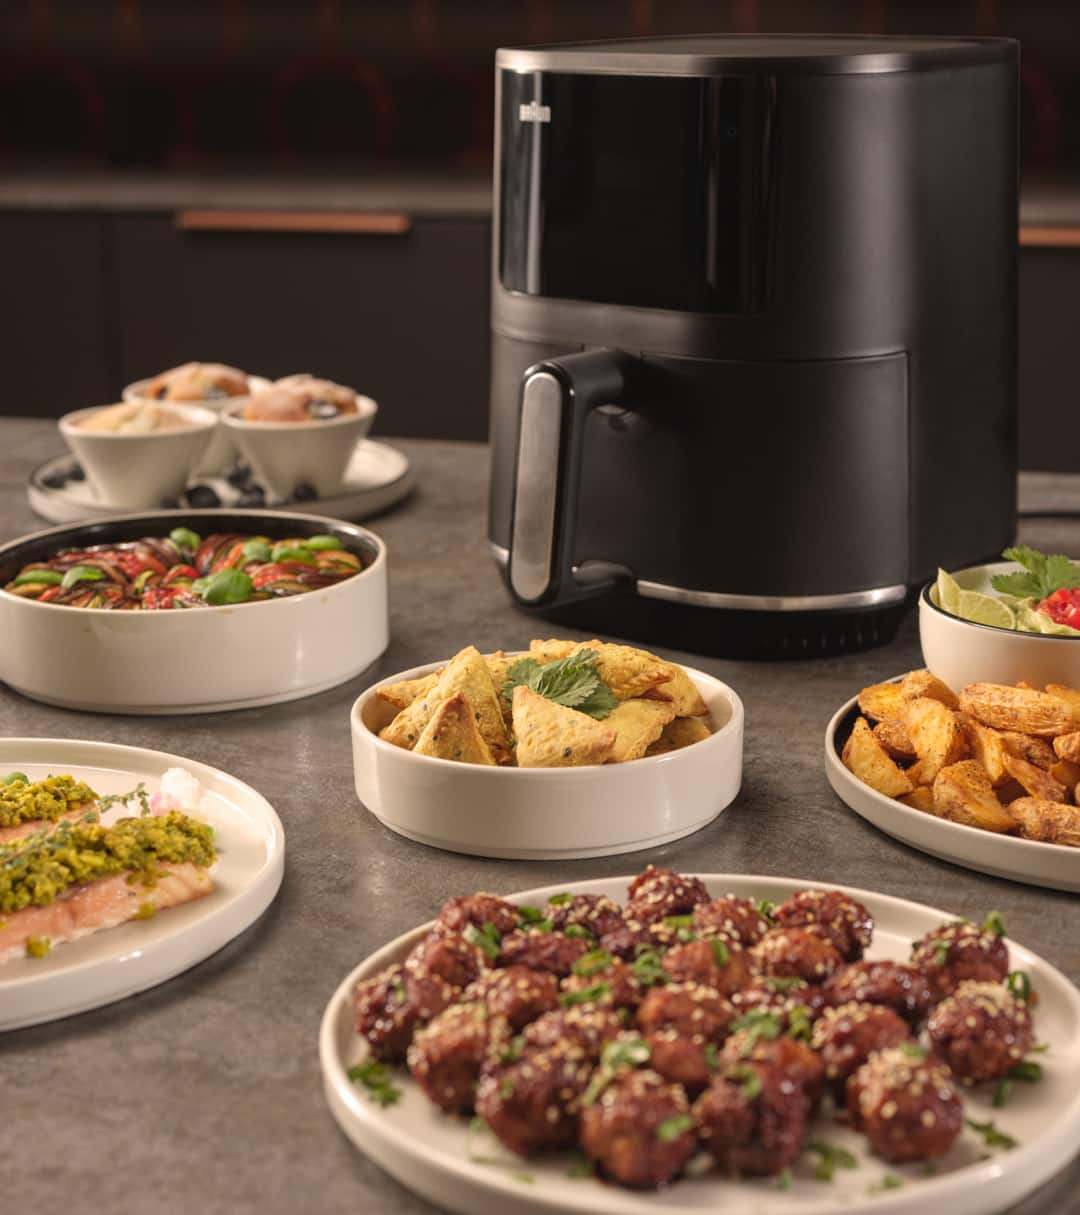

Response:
(1039, 587), (1080, 629)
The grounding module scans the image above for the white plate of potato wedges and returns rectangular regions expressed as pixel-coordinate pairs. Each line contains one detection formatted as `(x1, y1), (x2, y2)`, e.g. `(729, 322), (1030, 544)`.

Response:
(825, 670), (1080, 893)
(351, 639), (744, 859)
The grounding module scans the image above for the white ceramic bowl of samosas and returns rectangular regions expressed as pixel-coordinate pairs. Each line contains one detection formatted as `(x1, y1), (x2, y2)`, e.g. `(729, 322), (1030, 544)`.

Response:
(350, 643), (744, 859)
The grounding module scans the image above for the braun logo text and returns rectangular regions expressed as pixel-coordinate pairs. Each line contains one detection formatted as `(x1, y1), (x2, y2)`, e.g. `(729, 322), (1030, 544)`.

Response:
(518, 101), (551, 123)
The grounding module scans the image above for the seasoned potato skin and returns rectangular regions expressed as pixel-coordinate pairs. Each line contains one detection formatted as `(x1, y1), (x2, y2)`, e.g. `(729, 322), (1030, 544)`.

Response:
(842, 717), (913, 798)
(932, 761), (1015, 833)
(959, 684), (1080, 738)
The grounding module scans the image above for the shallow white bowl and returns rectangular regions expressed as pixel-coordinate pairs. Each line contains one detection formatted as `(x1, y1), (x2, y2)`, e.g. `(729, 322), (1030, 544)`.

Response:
(351, 659), (743, 858)
(0, 509), (388, 714)
(59, 402), (219, 511)
(919, 561), (1080, 691)
(825, 687), (1080, 892)
(123, 374), (271, 475)
(222, 395), (377, 501)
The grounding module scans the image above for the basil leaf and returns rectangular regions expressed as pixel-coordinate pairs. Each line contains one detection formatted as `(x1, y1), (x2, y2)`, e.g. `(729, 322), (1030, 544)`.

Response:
(168, 527), (201, 551)
(202, 569), (254, 605)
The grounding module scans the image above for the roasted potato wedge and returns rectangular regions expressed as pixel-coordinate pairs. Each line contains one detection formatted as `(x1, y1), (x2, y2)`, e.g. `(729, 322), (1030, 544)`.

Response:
(959, 683), (1080, 738)
(1050, 758), (1080, 788)
(932, 761), (1015, 833)
(898, 787), (935, 814)
(1001, 752), (1070, 803)
(1053, 731), (1080, 765)
(841, 717), (913, 798)
(999, 732), (1056, 770)
(900, 697), (966, 785)
(1007, 797), (1080, 847)
(873, 718), (916, 761)
(857, 682), (906, 723)
(899, 670), (960, 710)
(1045, 684), (1080, 712)
(958, 716), (1009, 787)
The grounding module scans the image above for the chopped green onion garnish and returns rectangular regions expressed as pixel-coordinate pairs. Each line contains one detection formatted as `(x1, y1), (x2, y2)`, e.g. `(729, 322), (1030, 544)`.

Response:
(1006, 971), (1032, 1003)
(808, 1140), (858, 1182)
(566, 1152), (594, 1179)
(631, 948), (667, 987)
(966, 1118), (1017, 1149)
(517, 904), (545, 922)
(983, 911), (1007, 938)
(547, 893), (573, 906)
(655, 1114), (694, 1142)
(463, 921), (501, 961)
(776, 1166), (793, 1190)
(559, 982), (610, 1007)
(346, 1059), (401, 1107)
(572, 950), (612, 977)
(728, 1064), (763, 1101)
(564, 924), (593, 941)
(711, 937), (730, 967)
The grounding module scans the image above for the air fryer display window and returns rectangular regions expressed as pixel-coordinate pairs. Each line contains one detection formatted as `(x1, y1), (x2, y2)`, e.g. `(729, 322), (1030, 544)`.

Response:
(498, 70), (773, 313)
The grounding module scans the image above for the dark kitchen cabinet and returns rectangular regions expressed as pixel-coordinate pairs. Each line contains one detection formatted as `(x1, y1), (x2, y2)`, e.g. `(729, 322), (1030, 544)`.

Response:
(107, 214), (492, 441)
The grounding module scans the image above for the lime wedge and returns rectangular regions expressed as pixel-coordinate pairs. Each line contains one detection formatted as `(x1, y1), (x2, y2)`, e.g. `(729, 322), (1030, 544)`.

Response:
(956, 590), (1016, 630)
(934, 568), (963, 615)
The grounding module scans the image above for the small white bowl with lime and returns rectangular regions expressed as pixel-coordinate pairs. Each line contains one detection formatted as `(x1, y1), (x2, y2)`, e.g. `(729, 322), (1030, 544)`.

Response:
(919, 546), (1080, 691)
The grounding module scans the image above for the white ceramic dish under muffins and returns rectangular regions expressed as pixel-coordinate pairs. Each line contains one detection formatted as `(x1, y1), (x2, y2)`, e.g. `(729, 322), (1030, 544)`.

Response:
(58, 402), (219, 511)
(222, 395), (378, 501)
(123, 374), (271, 475)
(919, 560), (1080, 691)
(0, 509), (388, 714)
(350, 657), (743, 858)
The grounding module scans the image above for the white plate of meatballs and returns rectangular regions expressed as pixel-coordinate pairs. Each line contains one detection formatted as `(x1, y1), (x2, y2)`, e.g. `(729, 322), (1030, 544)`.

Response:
(319, 870), (1080, 1215)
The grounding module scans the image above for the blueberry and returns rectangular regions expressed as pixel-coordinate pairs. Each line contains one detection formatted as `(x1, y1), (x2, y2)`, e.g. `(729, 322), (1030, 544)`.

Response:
(187, 485), (222, 508)
(67, 463), (86, 482)
(290, 482), (318, 502)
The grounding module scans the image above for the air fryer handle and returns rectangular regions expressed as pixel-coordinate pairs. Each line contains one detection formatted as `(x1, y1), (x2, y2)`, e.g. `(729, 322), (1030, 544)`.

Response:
(508, 349), (630, 608)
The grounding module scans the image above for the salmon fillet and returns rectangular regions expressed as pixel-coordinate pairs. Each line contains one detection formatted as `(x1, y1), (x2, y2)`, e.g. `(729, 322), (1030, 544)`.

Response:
(0, 806), (94, 846)
(0, 862), (213, 963)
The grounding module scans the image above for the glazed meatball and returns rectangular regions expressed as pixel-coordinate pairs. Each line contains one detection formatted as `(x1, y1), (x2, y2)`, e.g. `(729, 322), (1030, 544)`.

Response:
(404, 931), (488, 1019)
(499, 929), (591, 977)
(598, 918), (654, 961)
(521, 1006), (624, 1059)
(693, 895), (771, 947)
(811, 1002), (911, 1086)
(775, 889), (873, 962)
(407, 1003), (510, 1113)
(730, 977), (827, 1024)
(463, 966), (559, 1030)
(637, 982), (735, 1042)
(823, 961), (934, 1024)
(645, 1028), (716, 1094)
(927, 981), (1034, 1082)
(545, 892), (626, 940)
(719, 1035), (826, 1106)
(752, 927), (844, 984)
(476, 1042), (593, 1155)
(354, 964), (419, 1061)
(694, 1061), (809, 1176)
(662, 937), (752, 996)
(580, 1069), (697, 1188)
(434, 893), (521, 938)
(911, 921), (1010, 1000)
(560, 956), (642, 1010)
(848, 1046), (964, 1163)
(626, 867), (710, 924)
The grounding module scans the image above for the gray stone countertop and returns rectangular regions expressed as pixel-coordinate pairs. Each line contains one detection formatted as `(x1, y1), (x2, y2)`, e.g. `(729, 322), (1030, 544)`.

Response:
(1, 417), (1078, 1214)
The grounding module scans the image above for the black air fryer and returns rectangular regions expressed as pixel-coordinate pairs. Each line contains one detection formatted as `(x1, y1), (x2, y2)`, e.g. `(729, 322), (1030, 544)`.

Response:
(488, 35), (1018, 658)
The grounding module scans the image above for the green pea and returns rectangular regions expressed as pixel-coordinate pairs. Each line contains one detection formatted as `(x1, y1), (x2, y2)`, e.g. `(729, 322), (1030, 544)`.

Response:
(169, 527), (201, 552)
(301, 534), (344, 551)
(2, 772), (29, 785)
(241, 538), (273, 564)
(202, 569), (253, 606)
(270, 544), (315, 565)
(12, 569), (63, 587)
(61, 565), (106, 589)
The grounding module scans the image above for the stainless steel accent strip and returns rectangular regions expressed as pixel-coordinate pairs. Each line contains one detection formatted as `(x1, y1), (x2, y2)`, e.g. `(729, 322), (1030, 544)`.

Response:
(491, 544), (906, 612)
(508, 372), (563, 602)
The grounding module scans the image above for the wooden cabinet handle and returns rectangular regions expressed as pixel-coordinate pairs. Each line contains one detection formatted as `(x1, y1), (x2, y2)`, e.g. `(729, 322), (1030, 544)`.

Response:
(174, 210), (411, 235)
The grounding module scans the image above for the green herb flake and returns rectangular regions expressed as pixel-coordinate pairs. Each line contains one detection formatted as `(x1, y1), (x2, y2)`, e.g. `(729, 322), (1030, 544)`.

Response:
(776, 1166), (793, 1191)
(932, 939), (951, 966)
(710, 937), (730, 967)
(763, 976), (806, 992)
(729, 1064), (763, 1102)
(347, 1059), (402, 1107)
(704, 1042), (719, 1073)
(547, 893), (573, 906)
(1007, 1060), (1042, 1084)
(870, 1174), (904, 1194)
(560, 982), (610, 1008)
(631, 948), (667, 988)
(982, 910), (1007, 938)
(967, 1118), (1018, 1150)
(808, 1140), (858, 1182)
(463, 921), (501, 962)
(755, 898), (777, 920)
(1006, 970), (1032, 1002)
(566, 1153), (595, 1179)
(655, 1114), (694, 1142)
(731, 1007), (782, 1043)
(788, 1004), (813, 1042)
(517, 904), (545, 923)
(572, 950), (612, 977)
(527, 918), (553, 934)
(601, 1037), (651, 1071)
(991, 546), (1080, 602)
(503, 652), (618, 720)
(564, 924), (593, 941)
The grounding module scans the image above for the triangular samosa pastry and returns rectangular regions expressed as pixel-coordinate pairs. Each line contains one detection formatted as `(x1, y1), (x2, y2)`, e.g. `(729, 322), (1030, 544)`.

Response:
(603, 699), (677, 763)
(413, 692), (495, 765)
(381, 645), (513, 763)
(512, 685), (616, 768)
(645, 715), (713, 757)
(528, 639), (671, 701)
(376, 671), (440, 715)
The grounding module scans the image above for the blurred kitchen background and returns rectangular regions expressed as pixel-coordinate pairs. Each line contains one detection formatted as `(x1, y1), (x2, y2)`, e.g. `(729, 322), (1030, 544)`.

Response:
(1, 0), (1077, 465)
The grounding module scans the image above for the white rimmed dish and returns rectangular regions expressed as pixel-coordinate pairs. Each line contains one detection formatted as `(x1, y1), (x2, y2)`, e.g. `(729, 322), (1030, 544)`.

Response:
(59, 402), (219, 511)
(0, 737), (284, 1031)
(320, 872), (1080, 1215)
(919, 561), (1080, 691)
(350, 659), (743, 858)
(123, 374), (271, 475)
(222, 395), (378, 501)
(0, 509), (388, 714)
(825, 687), (1080, 892)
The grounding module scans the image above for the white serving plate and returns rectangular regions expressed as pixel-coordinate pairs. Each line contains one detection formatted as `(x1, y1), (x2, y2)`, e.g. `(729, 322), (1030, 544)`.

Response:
(0, 738), (284, 1031)
(0, 509), (388, 714)
(320, 873), (1080, 1215)
(824, 688), (1080, 893)
(27, 438), (413, 525)
(919, 562), (1080, 692)
(351, 660), (743, 859)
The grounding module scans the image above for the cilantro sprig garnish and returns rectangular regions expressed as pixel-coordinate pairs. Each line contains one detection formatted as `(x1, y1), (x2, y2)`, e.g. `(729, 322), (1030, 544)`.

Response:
(991, 546), (1080, 601)
(503, 650), (618, 720)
